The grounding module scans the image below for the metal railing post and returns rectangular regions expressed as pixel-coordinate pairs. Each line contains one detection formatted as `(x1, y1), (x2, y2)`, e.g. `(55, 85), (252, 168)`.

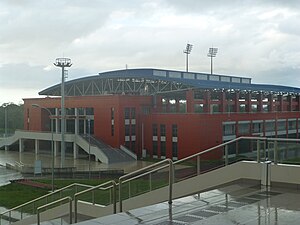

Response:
(257, 140), (260, 163)
(112, 182), (117, 214)
(128, 181), (131, 198)
(197, 155), (200, 175)
(225, 145), (228, 166)
(119, 181), (122, 212)
(263, 139), (267, 159)
(37, 211), (40, 225)
(74, 198), (78, 223)
(168, 161), (173, 205)
(92, 190), (95, 204)
(149, 173), (152, 191)
(69, 198), (72, 224)
(274, 140), (278, 164)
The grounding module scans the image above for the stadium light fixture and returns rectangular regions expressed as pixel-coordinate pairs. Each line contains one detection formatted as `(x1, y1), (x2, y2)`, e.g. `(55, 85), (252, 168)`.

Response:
(207, 47), (218, 74)
(183, 43), (193, 72)
(54, 58), (72, 168)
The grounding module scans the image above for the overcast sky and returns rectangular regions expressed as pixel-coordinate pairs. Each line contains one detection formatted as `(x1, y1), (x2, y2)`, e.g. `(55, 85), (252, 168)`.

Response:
(1, 0), (300, 105)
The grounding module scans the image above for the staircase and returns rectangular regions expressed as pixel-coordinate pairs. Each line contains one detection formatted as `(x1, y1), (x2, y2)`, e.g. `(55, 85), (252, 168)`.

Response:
(78, 135), (136, 164)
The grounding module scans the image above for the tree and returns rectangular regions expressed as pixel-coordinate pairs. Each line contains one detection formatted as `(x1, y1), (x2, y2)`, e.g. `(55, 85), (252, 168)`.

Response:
(0, 103), (24, 136)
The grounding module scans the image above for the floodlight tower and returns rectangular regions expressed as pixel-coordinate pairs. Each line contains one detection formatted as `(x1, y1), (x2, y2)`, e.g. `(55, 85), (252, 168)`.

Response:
(183, 43), (193, 72)
(207, 47), (218, 74)
(54, 57), (72, 168)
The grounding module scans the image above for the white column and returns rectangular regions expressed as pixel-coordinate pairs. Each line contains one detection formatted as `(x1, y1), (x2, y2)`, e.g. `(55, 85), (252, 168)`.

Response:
(19, 138), (24, 152)
(73, 143), (78, 159)
(75, 108), (79, 135)
(35, 139), (39, 155)
(54, 141), (58, 157)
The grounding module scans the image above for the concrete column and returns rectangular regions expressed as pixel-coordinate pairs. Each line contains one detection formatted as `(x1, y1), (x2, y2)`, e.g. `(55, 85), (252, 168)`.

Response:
(234, 92), (240, 113)
(287, 95), (293, 111)
(278, 95), (283, 112)
(35, 139), (39, 155)
(268, 94), (274, 112)
(245, 93), (251, 112)
(73, 142), (78, 159)
(204, 91), (211, 113)
(19, 138), (24, 152)
(186, 89), (194, 113)
(54, 141), (58, 157)
(166, 98), (171, 113)
(175, 98), (180, 113)
(220, 91), (226, 113)
(75, 108), (79, 135)
(84, 108), (87, 134)
(296, 96), (300, 111)
(257, 93), (263, 112)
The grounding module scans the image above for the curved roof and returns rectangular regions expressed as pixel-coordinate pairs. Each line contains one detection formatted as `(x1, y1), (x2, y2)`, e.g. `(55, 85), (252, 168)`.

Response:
(39, 68), (300, 96)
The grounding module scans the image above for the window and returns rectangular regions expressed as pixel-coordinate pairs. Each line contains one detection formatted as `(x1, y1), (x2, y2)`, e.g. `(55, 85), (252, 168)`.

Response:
(194, 104), (204, 113)
(111, 125), (114, 136)
(124, 108), (130, 119)
(160, 124), (166, 136)
(131, 124), (136, 136)
(131, 141), (136, 152)
(131, 108), (136, 119)
(172, 124), (178, 137)
(153, 141), (158, 155)
(66, 108), (75, 115)
(172, 142), (178, 158)
(238, 122), (250, 135)
(265, 120), (275, 132)
(86, 108), (94, 115)
(288, 119), (296, 130)
(252, 122), (263, 133)
(277, 120), (286, 131)
(161, 141), (166, 157)
(223, 123), (236, 136)
(111, 108), (114, 120)
(125, 125), (130, 136)
(152, 124), (158, 136)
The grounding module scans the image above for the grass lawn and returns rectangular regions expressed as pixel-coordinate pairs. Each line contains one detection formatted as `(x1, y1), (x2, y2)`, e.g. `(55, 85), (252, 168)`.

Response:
(0, 178), (110, 210)
(0, 176), (168, 211)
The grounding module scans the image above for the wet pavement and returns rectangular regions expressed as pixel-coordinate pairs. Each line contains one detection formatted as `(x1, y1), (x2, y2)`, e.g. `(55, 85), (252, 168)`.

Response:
(72, 183), (300, 225)
(0, 150), (153, 174)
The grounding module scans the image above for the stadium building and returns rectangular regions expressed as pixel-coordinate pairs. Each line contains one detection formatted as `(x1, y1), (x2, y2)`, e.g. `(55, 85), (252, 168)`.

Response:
(21, 68), (300, 163)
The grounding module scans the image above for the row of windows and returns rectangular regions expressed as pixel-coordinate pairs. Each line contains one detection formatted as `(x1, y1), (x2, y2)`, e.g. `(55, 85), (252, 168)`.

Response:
(153, 69), (251, 84)
(152, 124), (177, 137)
(124, 107), (136, 152)
(223, 119), (299, 136)
(124, 107), (136, 119)
(152, 141), (178, 158)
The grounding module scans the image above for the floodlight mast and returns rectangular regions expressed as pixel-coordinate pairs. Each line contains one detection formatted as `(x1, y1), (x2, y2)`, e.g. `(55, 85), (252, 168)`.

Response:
(54, 58), (72, 168)
(208, 47), (218, 74)
(183, 43), (193, 72)
(207, 47), (218, 75)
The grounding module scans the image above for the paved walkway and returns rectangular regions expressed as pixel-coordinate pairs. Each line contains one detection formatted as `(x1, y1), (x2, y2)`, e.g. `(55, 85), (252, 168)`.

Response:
(71, 183), (300, 225)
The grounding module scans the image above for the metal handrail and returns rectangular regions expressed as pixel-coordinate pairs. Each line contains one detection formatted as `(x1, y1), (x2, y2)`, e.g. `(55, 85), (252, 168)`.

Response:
(74, 180), (117, 223)
(175, 136), (267, 164)
(118, 159), (173, 212)
(37, 196), (72, 225)
(0, 183), (92, 223)
(3, 136), (300, 225)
